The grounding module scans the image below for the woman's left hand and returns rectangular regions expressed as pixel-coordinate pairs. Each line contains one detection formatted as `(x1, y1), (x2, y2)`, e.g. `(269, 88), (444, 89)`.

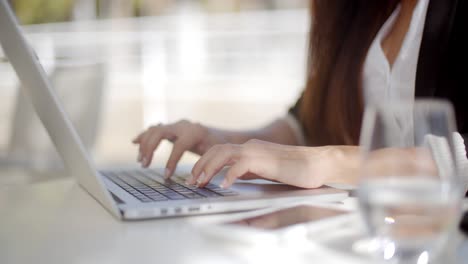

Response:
(187, 139), (359, 189)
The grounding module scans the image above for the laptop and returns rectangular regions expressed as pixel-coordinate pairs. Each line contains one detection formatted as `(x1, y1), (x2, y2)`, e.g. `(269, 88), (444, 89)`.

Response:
(0, 0), (347, 220)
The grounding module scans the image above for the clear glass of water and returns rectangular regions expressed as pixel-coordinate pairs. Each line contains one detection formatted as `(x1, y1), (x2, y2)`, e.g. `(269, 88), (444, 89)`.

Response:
(357, 99), (464, 263)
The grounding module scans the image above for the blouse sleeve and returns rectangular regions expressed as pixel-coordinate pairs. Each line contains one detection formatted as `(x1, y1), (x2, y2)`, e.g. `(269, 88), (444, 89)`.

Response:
(459, 134), (468, 157)
(454, 133), (468, 194)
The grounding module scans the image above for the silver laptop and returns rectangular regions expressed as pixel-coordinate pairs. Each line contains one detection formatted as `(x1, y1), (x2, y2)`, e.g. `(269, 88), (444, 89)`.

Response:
(0, 0), (347, 220)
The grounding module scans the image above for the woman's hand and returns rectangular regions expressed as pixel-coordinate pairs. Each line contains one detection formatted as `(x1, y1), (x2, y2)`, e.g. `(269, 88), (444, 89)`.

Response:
(132, 118), (304, 179)
(132, 120), (227, 178)
(187, 139), (360, 189)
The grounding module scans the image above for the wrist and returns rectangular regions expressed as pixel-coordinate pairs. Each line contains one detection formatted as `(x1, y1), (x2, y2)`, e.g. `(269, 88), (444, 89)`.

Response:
(191, 124), (218, 154)
(324, 146), (361, 186)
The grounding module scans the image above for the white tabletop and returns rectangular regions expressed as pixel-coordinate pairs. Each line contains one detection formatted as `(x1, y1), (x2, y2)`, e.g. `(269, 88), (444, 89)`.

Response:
(1, 169), (467, 264)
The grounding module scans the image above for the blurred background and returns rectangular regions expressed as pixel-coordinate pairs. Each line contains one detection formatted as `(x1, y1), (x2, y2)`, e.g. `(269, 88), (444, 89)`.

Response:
(0, 0), (309, 176)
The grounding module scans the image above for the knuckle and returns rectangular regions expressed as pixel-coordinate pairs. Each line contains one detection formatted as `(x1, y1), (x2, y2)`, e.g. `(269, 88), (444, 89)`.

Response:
(148, 127), (160, 134)
(177, 119), (191, 126)
(193, 122), (203, 129)
(227, 143), (237, 150)
(149, 123), (162, 130)
(193, 122), (207, 132)
(246, 139), (262, 145)
(211, 144), (223, 151)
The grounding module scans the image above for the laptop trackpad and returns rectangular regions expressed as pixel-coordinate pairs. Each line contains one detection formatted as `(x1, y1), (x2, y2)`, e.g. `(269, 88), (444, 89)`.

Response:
(209, 174), (304, 194)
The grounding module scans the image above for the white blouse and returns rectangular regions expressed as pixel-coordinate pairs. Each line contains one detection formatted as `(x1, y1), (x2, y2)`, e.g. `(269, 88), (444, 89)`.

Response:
(286, 0), (468, 191)
(362, 0), (429, 106)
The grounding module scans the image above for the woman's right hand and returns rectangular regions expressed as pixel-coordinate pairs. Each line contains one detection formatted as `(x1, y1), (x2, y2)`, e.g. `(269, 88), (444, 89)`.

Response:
(132, 120), (228, 179)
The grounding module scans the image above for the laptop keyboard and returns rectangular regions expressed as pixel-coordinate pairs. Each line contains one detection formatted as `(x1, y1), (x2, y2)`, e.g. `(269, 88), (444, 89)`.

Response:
(102, 169), (238, 203)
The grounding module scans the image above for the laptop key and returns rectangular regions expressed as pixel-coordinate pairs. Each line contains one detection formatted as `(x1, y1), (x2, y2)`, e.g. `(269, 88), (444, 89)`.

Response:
(183, 193), (203, 199)
(205, 183), (223, 190)
(148, 184), (164, 189)
(148, 196), (168, 202)
(177, 190), (194, 195)
(193, 188), (221, 197)
(165, 194), (186, 200)
(133, 173), (162, 186)
(159, 191), (179, 197)
(105, 171), (216, 202)
(142, 191), (158, 197)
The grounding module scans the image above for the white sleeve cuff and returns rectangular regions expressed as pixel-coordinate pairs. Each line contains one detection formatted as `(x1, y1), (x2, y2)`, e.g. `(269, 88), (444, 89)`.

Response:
(426, 132), (468, 194)
(453, 132), (468, 194)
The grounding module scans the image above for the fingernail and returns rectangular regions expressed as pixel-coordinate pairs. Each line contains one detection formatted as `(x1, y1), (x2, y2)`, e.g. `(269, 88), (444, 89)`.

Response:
(141, 158), (147, 168)
(195, 172), (206, 188)
(220, 179), (228, 189)
(137, 152), (142, 162)
(164, 168), (171, 179)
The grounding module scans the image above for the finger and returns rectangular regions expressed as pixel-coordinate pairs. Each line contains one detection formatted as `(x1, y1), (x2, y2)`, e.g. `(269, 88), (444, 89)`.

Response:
(165, 139), (191, 179)
(196, 146), (239, 188)
(132, 131), (145, 144)
(189, 146), (217, 184)
(220, 160), (250, 189)
(137, 131), (153, 163)
(141, 132), (166, 168)
(132, 132), (145, 162)
(132, 124), (160, 144)
(139, 128), (168, 167)
(190, 144), (230, 185)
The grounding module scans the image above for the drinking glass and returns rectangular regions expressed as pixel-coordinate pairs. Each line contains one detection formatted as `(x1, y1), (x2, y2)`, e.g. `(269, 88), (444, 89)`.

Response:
(357, 99), (464, 263)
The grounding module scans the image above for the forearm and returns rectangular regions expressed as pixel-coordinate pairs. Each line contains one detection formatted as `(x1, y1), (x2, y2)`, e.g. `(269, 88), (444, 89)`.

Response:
(209, 118), (300, 146)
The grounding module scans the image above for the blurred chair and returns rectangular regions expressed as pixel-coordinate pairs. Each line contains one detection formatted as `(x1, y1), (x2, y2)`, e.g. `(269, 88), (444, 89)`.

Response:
(6, 60), (105, 170)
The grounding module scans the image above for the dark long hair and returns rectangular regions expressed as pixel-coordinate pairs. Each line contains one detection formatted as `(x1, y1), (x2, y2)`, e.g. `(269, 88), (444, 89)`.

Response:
(299, 0), (399, 146)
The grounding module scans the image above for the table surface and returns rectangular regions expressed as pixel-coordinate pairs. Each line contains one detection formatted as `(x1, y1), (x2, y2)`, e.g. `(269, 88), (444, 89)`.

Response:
(1, 169), (467, 264)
